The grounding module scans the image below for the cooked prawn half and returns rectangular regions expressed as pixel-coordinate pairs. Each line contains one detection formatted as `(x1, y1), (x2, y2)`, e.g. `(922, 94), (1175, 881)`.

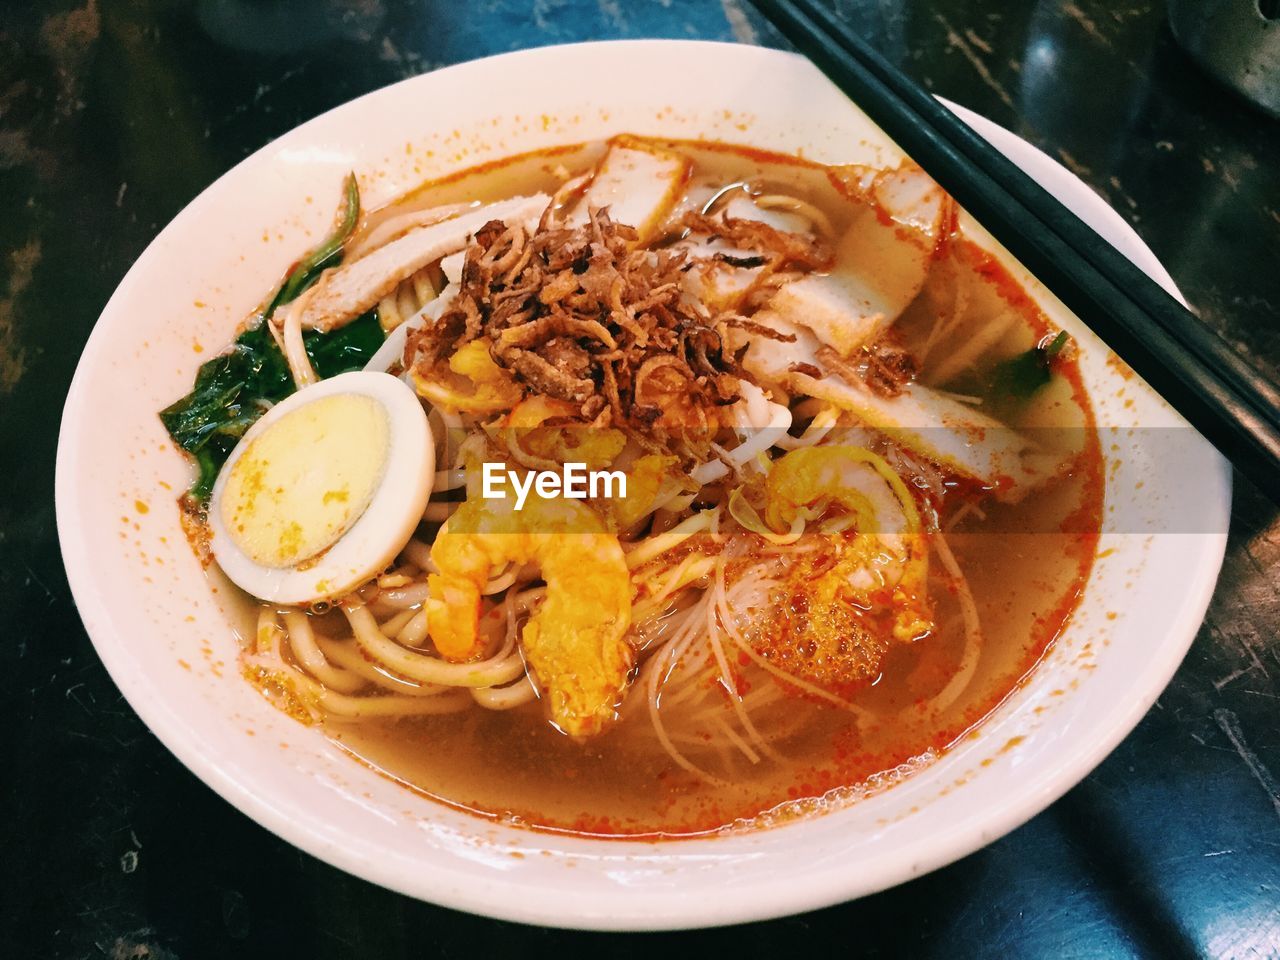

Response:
(426, 494), (634, 737)
(763, 445), (933, 646)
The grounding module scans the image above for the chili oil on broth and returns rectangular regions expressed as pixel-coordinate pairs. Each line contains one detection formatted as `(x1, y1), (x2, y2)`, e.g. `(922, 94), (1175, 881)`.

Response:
(299, 139), (1105, 839)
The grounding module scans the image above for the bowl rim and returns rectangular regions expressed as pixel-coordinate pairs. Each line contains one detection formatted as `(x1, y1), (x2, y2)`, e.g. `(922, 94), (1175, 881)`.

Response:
(55, 39), (1231, 929)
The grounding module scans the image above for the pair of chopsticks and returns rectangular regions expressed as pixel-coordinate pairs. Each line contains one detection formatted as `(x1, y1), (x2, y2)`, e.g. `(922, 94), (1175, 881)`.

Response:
(750, 0), (1280, 500)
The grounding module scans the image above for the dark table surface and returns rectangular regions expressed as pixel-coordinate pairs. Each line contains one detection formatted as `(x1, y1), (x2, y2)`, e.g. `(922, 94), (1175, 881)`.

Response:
(3, 1), (1279, 957)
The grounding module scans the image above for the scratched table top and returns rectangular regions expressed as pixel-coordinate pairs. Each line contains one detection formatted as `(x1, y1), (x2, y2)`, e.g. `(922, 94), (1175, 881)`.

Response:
(2, 1), (1279, 956)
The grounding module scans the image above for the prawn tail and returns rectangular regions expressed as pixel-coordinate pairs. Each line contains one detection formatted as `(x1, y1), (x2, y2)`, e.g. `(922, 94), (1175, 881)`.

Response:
(426, 573), (484, 660)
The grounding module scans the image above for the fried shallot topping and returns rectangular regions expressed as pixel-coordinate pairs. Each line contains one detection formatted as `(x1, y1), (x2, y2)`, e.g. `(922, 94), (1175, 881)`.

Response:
(816, 340), (919, 399)
(408, 204), (823, 442)
(680, 211), (831, 273)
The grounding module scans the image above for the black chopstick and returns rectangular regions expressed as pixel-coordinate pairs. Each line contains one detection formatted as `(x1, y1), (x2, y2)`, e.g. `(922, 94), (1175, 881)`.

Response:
(749, 0), (1280, 499)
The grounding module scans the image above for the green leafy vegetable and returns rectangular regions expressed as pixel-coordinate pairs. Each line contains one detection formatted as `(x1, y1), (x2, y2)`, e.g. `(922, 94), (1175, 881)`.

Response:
(159, 324), (291, 501)
(158, 173), (380, 502)
(305, 311), (385, 376)
(989, 330), (1069, 401)
(263, 172), (361, 319)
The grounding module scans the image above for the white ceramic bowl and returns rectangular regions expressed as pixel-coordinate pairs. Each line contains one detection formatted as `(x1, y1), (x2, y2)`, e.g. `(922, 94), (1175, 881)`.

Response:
(55, 41), (1230, 929)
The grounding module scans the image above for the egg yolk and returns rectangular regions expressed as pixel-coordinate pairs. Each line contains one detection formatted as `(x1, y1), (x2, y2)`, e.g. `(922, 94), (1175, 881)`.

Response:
(220, 393), (391, 568)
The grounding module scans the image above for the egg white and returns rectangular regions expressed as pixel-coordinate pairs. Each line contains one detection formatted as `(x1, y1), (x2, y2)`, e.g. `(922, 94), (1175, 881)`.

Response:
(207, 370), (434, 605)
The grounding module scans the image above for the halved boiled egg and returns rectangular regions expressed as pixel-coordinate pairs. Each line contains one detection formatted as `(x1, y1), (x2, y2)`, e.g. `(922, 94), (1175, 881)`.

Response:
(207, 370), (433, 605)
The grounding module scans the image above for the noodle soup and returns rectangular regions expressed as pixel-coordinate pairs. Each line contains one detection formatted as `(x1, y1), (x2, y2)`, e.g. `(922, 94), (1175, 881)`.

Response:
(160, 135), (1102, 838)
